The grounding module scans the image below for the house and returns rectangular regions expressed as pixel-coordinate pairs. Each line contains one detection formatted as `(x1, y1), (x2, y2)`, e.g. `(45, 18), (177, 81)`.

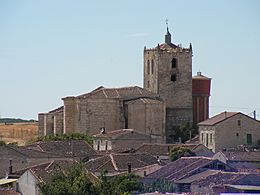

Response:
(25, 140), (97, 159)
(85, 153), (162, 177)
(198, 112), (260, 152)
(143, 156), (234, 186)
(16, 160), (97, 195)
(133, 143), (214, 162)
(213, 149), (260, 171)
(93, 129), (157, 152)
(0, 145), (69, 179)
(188, 171), (260, 194)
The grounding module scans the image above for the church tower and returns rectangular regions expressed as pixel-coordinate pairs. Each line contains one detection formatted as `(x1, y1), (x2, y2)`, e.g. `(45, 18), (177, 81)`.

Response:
(143, 25), (193, 143)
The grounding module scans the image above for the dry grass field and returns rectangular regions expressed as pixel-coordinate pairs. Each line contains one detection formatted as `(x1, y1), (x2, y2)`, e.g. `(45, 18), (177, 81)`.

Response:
(0, 122), (38, 145)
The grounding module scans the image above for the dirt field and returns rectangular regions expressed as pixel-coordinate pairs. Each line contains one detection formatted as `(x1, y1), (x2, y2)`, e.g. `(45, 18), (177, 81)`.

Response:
(0, 122), (38, 145)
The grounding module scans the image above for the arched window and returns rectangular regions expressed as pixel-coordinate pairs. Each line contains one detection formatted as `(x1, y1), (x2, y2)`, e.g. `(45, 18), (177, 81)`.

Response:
(151, 59), (154, 74)
(172, 58), (177, 68)
(147, 60), (150, 74)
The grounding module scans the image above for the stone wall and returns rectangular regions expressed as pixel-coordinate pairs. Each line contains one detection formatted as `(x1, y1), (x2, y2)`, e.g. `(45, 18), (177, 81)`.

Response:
(54, 111), (63, 135)
(63, 97), (125, 135)
(126, 98), (166, 143)
(199, 113), (260, 152)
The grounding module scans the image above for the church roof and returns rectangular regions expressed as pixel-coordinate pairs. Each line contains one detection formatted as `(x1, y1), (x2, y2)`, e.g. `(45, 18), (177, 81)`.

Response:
(76, 86), (157, 100)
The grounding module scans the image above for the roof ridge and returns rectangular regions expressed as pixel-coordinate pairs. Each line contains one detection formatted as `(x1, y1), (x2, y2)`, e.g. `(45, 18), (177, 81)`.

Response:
(109, 154), (119, 171)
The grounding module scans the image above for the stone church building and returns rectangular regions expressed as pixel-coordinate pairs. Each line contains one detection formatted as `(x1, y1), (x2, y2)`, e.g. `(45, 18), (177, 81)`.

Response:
(38, 27), (211, 143)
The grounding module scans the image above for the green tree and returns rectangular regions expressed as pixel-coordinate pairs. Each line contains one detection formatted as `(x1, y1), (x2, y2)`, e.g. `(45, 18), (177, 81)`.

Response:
(171, 123), (198, 143)
(98, 172), (143, 195)
(169, 146), (195, 161)
(27, 133), (93, 145)
(39, 164), (98, 195)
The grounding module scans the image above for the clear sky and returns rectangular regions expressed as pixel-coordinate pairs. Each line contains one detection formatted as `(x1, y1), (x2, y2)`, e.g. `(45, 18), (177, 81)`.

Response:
(0, 0), (260, 120)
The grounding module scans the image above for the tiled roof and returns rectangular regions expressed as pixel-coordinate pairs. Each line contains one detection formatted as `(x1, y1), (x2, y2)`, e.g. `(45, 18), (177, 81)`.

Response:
(191, 171), (260, 187)
(25, 140), (97, 157)
(134, 143), (202, 156)
(0, 189), (20, 195)
(0, 145), (75, 178)
(222, 150), (260, 162)
(145, 157), (219, 182)
(48, 106), (64, 114)
(76, 86), (156, 100)
(93, 129), (150, 140)
(28, 160), (76, 183)
(192, 72), (211, 80)
(125, 97), (163, 104)
(94, 129), (135, 138)
(198, 112), (239, 126)
(85, 153), (160, 173)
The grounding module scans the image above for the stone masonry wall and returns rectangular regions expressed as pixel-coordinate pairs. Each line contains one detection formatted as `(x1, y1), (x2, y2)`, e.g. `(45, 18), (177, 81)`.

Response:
(126, 99), (166, 143)
(63, 97), (125, 135)
(54, 111), (63, 135)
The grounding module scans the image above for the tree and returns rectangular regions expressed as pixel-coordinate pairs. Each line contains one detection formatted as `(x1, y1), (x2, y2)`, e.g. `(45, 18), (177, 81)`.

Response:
(171, 123), (198, 143)
(169, 146), (195, 161)
(98, 172), (143, 195)
(39, 164), (98, 195)
(27, 133), (93, 145)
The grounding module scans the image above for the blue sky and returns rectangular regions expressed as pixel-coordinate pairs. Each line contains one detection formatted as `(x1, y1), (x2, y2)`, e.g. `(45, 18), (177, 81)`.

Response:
(0, 0), (260, 120)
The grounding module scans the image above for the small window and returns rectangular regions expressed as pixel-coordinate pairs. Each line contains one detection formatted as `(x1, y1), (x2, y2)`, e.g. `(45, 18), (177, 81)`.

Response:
(171, 74), (176, 82)
(206, 133), (209, 146)
(209, 134), (213, 144)
(201, 133), (204, 143)
(237, 120), (241, 126)
(105, 140), (108, 150)
(247, 134), (252, 145)
(147, 80), (150, 88)
(236, 133), (239, 137)
(151, 59), (154, 74)
(171, 58), (177, 68)
(147, 60), (150, 74)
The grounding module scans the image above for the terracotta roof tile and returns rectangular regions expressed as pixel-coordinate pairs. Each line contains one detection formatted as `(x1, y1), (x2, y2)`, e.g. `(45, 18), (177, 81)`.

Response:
(77, 86), (156, 100)
(145, 157), (221, 182)
(85, 153), (159, 173)
(198, 112), (239, 126)
(26, 140), (97, 157)
(134, 143), (201, 156)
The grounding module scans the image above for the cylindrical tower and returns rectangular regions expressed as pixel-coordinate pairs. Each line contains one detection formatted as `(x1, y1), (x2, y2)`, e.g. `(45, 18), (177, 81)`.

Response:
(192, 72), (211, 124)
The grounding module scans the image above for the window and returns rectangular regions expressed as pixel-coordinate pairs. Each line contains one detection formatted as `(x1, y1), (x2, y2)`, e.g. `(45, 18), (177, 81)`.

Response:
(209, 134), (213, 144)
(171, 74), (176, 82)
(201, 133), (204, 143)
(105, 140), (108, 150)
(171, 58), (177, 68)
(237, 120), (241, 126)
(147, 80), (150, 88)
(206, 133), (209, 146)
(151, 59), (154, 74)
(147, 60), (150, 74)
(246, 134), (252, 145)
(236, 133), (239, 137)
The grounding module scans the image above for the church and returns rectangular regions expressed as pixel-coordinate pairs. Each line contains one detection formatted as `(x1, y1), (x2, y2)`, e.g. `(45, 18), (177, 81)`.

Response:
(38, 26), (211, 143)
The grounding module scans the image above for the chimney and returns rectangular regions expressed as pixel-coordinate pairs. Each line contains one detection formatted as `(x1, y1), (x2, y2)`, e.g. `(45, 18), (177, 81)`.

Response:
(224, 111), (227, 119)
(253, 110), (256, 120)
(127, 163), (131, 173)
(9, 159), (13, 175)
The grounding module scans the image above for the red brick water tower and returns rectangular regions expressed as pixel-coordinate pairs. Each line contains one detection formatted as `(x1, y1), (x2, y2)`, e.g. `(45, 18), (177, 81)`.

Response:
(192, 72), (211, 124)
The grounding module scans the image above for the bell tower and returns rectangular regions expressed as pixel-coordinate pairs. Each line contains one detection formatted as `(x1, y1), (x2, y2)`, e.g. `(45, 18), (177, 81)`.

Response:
(143, 25), (193, 143)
